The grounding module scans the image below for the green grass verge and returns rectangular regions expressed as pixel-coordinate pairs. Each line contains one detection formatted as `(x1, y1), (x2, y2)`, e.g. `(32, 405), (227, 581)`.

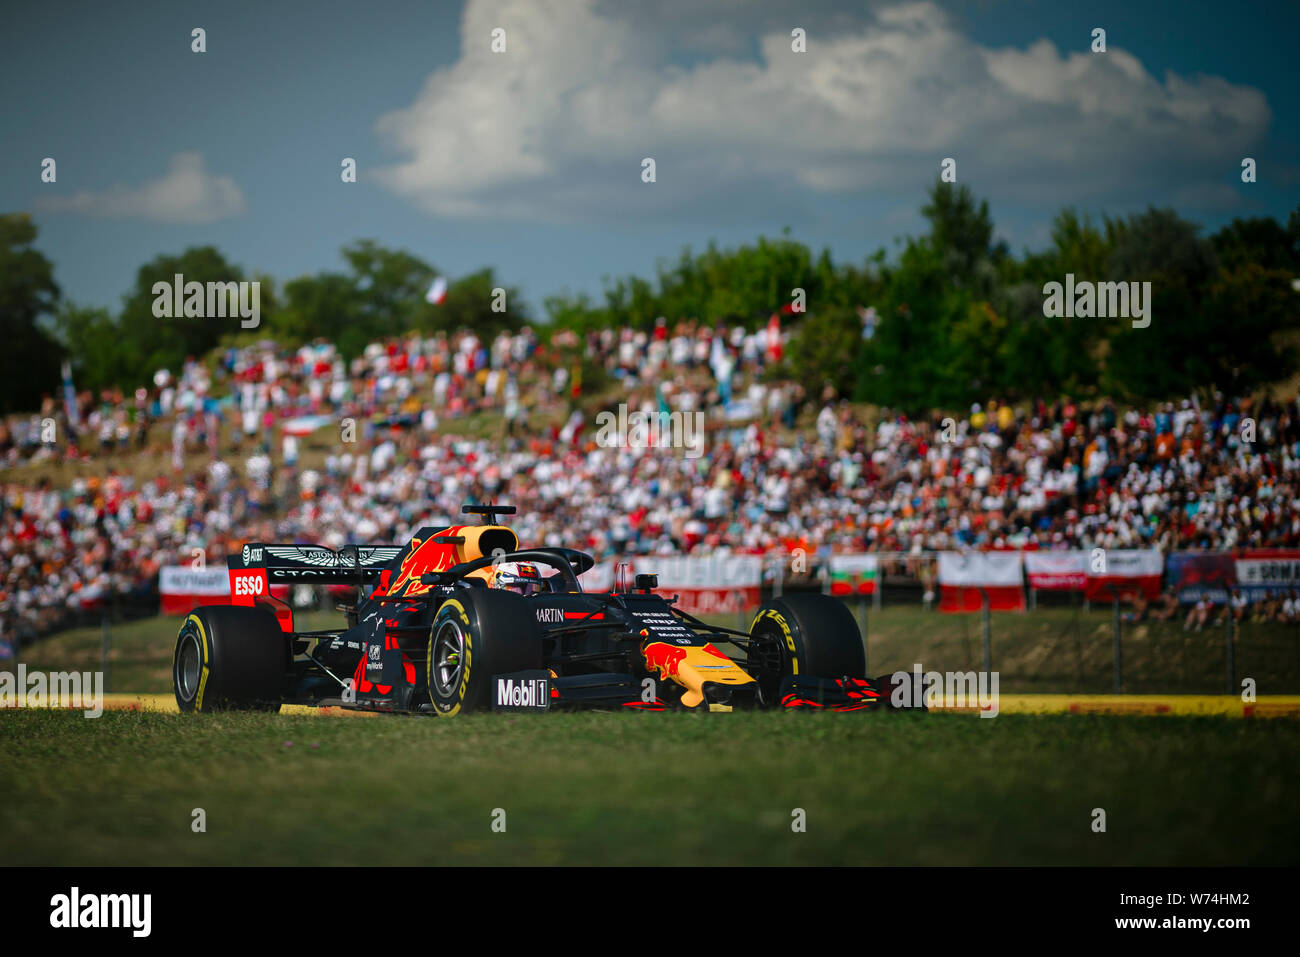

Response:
(9, 605), (1299, 696)
(1, 709), (1296, 866)
(859, 603), (1300, 695)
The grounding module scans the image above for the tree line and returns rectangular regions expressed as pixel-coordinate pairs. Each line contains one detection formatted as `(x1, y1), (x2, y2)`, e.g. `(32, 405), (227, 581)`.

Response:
(544, 185), (1300, 411)
(3, 182), (1298, 415)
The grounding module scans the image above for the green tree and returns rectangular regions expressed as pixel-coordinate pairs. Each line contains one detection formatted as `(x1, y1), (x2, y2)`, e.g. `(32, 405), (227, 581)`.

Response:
(857, 238), (977, 412)
(570, 235), (829, 332)
(343, 239), (436, 338)
(1197, 263), (1300, 393)
(0, 213), (63, 412)
(277, 272), (363, 356)
(1211, 215), (1299, 274)
(1047, 207), (1117, 277)
(921, 180), (995, 293)
(428, 267), (529, 335)
(994, 208), (1118, 399)
(117, 245), (247, 382)
(1103, 208), (1220, 398)
(53, 304), (119, 391)
(543, 291), (605, 335)
(783, 307), (864, 398)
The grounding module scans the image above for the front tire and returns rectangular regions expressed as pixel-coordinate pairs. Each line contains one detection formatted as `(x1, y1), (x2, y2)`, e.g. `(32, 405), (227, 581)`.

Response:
(427, 590), (543, 716)
(173, 605), (289, 713)
(747, 594), (866, 706)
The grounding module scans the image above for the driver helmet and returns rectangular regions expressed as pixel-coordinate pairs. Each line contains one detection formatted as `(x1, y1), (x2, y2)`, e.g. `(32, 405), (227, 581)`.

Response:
(488, 561), (542, 595)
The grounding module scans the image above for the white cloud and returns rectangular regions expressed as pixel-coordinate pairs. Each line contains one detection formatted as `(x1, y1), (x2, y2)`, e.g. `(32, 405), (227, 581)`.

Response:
(36, 152), (245, 223)
(373, 0), (1271, 222)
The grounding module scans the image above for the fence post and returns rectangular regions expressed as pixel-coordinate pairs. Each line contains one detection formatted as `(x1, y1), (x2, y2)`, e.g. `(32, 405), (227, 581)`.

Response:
(100, 609), (111, 694)
(1109, 585), (1123, 694)
(858, 594), (868, 676)
(980, 587), (991, 682)
(1225, 609), (1236, 696)
(772, 553), (783, 599)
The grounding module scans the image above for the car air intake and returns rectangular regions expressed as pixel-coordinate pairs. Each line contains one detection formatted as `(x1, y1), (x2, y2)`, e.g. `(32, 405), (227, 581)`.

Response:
(459, 526), (519, 562)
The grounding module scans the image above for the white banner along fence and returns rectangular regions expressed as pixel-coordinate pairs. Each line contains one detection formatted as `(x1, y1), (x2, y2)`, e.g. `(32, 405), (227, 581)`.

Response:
(159, 549), (1297, 620)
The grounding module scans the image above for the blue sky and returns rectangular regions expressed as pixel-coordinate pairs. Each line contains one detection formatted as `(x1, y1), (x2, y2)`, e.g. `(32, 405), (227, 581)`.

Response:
(3, 0), (1297, 319)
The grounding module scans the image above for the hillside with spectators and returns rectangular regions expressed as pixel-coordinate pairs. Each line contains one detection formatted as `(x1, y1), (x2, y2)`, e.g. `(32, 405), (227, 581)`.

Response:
(3, 312), (1298, 648)
(3, 184), (1299, 650)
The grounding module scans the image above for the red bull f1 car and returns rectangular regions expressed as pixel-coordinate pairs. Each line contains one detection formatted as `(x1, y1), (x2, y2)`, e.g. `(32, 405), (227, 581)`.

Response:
(173, 504), (917, 715)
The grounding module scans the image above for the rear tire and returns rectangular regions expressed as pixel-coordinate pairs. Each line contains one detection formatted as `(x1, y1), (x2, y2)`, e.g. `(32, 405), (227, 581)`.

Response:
(173, 605), (289, 713)
(747, 594), (865, 706)
(427, 590), (544, 716)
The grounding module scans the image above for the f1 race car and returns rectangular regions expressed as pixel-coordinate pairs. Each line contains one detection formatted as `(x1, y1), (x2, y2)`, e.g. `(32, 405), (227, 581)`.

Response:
(173, 504), (915, 715)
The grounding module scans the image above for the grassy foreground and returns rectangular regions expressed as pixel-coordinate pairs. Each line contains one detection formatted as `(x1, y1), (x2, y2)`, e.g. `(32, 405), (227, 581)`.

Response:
(1, 708), (1297, 866)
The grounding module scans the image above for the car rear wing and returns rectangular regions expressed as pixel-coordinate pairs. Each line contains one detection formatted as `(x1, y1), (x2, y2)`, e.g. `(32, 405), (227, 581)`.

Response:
(226, 543), (404, 604)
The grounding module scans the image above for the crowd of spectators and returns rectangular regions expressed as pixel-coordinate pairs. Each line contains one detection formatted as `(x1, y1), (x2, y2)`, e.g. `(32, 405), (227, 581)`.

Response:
(3, 320), (1299, 649)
